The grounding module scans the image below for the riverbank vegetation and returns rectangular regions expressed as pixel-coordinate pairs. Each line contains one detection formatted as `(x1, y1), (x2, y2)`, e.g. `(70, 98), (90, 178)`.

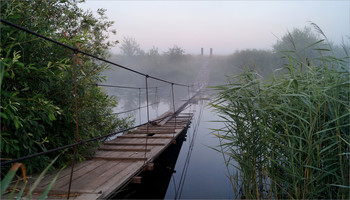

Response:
(1, 0), (131, 175)
(210, 25), (349, 199)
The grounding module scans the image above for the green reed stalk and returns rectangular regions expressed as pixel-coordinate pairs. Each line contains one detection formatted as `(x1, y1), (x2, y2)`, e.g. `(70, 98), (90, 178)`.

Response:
(210, 39), (349, 199)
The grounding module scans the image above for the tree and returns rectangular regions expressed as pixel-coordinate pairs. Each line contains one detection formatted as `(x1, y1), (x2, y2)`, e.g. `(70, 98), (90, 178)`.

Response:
(1, 0), (130, 174)
(119, 36), (143, 57)
(273, 27), (323, 62)
(165, 45), (185, 61)
(147, 46), (160, 57)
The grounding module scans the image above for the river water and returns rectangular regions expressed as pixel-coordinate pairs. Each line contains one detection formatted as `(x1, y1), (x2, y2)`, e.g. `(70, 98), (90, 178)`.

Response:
(111, 97), (236, 199)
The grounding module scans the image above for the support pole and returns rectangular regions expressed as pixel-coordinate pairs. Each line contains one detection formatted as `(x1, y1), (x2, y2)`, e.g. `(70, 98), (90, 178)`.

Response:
(144, 75), (150, 164)
(67, 50), (80, 199)
(171, 83), (176, 142)
(138, 88), (141, 124)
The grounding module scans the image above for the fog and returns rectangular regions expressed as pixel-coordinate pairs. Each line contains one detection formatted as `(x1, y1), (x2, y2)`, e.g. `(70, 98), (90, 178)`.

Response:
(84, 1), (349, 117)
(81, 1), (349, 55)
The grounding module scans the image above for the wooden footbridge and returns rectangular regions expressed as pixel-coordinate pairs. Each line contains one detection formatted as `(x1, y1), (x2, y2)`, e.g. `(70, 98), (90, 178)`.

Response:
(0, 19), (211, 199)
(25, 111), (195, 199)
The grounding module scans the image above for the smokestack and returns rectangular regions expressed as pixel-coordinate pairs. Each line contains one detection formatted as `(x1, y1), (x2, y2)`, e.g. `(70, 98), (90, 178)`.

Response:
(210, 48), (213, 57)
(201, 48), (203, 56)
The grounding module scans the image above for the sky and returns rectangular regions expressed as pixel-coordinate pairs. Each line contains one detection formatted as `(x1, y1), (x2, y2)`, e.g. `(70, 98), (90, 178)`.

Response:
(80, 0), (350, 55)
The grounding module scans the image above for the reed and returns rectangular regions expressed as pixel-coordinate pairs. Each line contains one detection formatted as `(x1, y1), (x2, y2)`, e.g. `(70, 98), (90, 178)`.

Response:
(210, 35), (349, 199)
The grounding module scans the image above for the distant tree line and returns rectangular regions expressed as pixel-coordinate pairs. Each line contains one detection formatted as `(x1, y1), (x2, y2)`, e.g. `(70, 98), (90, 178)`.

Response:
(209, 26), (349, 84)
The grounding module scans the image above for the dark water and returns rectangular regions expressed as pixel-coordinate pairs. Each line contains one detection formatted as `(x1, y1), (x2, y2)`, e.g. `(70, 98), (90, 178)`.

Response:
(111, 100), (235, 199)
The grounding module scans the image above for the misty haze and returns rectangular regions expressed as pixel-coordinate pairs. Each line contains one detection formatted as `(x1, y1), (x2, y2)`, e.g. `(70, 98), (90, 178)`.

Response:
(1, 1), (349, 200)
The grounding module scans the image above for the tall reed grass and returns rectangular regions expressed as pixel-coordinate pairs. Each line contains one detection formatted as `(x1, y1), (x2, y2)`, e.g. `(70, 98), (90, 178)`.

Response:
(210, 29), (349, 199)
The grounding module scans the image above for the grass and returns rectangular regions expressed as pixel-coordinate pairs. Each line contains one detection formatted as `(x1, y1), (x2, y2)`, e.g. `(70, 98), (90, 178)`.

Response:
(210, 34), (349, 199)
(1, 154), (64, 199)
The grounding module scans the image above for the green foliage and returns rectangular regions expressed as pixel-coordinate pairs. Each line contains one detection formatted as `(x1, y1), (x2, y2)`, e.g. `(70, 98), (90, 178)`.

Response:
(165, 45), (186, 61)
(229, 49), (280, 78)
(1, 0), (131, 175)
(211, 31), (350, 199)
(120, 36), (144, 57)
(108, 47), (201, 87)
(1, 155), (63, 199)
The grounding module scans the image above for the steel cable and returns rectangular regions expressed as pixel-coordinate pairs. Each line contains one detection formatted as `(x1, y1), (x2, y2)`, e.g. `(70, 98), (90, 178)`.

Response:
(0, 19), (189, 87)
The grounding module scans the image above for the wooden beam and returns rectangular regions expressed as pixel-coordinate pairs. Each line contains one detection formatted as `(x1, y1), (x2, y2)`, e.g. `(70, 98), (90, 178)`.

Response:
(130, 176), (142, 184)
(145, 163), (154, 171)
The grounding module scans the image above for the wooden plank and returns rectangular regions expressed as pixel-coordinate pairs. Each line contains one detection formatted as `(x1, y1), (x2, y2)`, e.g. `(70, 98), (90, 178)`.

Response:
(167, 119), (191, 122)
(118, 135), (174, 139)
(137, 126), (185, 130)
(132, 129), (176, 133)
(51, 159), (122, 191)
(170, 116), (192, 119)
(157, 115), (173, 126)
(73, 193), (101, 200)
(92, 161), (145, 199)
(179, 113), (194, 115)
(31, 160), (96, 188)
(103, 142), (165, 146)
(60, 161), (133, 194)
(93, 157), (147, 161)
(37, 160), (108, 189)
(131, 132), (177, 135)
(130, 176), (142, 184)
(98, 147), (151, 152)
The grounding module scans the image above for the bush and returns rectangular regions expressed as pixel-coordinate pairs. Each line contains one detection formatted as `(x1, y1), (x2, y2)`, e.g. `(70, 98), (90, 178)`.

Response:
(1, 0), (131, 175)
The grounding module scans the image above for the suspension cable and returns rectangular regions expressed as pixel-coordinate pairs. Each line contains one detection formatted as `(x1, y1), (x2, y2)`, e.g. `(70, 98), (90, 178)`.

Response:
(108, 101), (160, 116)
(92, 83), (166, 90)
(0, 19), (189, 87)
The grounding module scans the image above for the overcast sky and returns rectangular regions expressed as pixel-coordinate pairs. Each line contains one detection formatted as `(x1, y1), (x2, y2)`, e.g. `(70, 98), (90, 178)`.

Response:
(80, 0), (350, 55)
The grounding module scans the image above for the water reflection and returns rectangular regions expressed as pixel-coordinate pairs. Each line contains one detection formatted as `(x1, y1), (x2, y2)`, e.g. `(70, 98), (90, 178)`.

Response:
(109, 99), (236, 199)
(111, 129), (188, 199)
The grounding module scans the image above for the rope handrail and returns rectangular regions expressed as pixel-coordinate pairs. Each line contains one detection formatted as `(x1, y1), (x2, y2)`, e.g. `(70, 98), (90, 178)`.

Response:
(0, 19), (190, 87)
(109, 101), (160, 115)
(91, 83), (167, 90)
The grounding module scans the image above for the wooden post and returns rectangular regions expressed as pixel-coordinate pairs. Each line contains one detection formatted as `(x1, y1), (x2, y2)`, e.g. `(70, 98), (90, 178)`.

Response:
(130, 176), (142, 184)
(210, 48), (213, 57)
(145, 163), (154, 171)
(201, 48), (203, 56)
